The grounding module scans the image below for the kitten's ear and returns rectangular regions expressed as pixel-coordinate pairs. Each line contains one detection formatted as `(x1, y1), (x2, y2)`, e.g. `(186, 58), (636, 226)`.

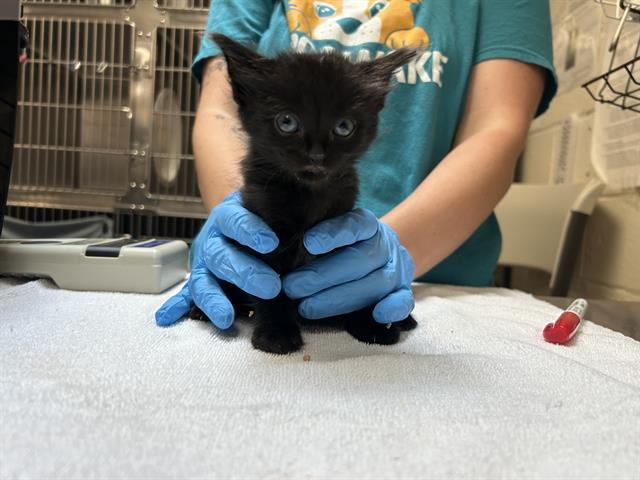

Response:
(361, 49), (417, 85)
(357, 49), (417, 112)
(210, 33), (273, 106)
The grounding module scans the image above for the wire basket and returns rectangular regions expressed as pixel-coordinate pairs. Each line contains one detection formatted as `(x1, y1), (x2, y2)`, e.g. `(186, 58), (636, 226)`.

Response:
(582, 54), (640, 112)
(583, 0), (640, 113)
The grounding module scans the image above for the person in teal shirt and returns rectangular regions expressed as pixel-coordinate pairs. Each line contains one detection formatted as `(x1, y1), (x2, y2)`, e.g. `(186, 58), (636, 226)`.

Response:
(156, 0), (557, 329)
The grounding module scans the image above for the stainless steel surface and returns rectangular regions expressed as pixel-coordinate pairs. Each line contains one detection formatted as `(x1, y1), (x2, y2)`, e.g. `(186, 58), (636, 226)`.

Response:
(150, 26), (201, 202)
(152, 88), (182, 187)
(9, 0), (208, 220)
(156, 0), (210, 12)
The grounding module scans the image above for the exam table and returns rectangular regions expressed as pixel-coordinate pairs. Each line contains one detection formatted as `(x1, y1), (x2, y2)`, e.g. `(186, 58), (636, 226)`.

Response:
(1, 278), (639, 479)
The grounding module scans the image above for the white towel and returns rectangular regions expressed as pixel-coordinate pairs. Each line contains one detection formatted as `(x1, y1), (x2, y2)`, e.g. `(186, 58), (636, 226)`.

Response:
(1, 279), (639, 479)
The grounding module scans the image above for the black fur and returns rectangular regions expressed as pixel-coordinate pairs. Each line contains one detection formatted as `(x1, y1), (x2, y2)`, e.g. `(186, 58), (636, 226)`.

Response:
(192, 34), (417, 354)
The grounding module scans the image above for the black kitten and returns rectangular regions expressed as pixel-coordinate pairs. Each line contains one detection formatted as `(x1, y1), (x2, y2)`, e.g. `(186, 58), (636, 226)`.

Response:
(191, 34), (417, 354)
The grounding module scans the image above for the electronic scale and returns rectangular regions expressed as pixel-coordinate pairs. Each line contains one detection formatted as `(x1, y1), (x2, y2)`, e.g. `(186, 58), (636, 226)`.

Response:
(0, 237), (189, 293)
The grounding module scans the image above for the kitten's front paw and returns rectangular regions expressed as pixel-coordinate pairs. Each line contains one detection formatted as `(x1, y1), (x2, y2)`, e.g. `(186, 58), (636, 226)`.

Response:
(395, 315), (418, 331)
(252, 323), (303, 354)
(346, 320), (401, 345)
(345, 314), (416, 345)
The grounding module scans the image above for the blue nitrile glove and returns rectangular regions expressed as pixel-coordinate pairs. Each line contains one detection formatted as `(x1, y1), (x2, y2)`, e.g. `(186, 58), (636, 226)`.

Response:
(282, 209), (415, 323)
(155, 192), (280, 329)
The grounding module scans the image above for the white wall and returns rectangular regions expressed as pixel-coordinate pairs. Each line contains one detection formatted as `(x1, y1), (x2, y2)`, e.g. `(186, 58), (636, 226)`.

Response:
(516, 0), (640, 300)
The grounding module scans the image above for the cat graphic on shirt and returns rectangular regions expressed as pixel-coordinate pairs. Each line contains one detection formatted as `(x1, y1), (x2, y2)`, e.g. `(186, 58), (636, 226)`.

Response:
(287, 0), (430, 49)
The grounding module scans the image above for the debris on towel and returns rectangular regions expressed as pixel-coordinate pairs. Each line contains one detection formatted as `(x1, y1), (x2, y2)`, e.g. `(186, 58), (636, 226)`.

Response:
(303, 354), (311, 362)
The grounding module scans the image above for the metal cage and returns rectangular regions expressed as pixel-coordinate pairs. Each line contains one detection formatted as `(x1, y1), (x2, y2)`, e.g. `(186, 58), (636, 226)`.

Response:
(13, 17), (136, 195)
(8, 0), (208, 238)
(23, 0), (136, 7)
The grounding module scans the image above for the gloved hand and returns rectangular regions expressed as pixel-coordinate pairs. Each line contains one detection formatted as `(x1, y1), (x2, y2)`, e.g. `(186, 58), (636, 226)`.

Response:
(155, 192), (280, 329)
(282, 209), (415, 323)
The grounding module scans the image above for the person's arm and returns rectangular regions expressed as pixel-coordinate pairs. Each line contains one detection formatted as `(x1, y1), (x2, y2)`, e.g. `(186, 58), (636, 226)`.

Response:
(190, 0), (275, 210)
(382, 58), (545, 277)
(156, 57), (282, 330)
(193, 57), (245, 211)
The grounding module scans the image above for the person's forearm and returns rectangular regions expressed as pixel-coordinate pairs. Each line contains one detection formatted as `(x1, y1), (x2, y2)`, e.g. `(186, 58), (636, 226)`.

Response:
(193, 57), (246, 211)
(383, 59), (544, 278)
(382, 126), (523, 277)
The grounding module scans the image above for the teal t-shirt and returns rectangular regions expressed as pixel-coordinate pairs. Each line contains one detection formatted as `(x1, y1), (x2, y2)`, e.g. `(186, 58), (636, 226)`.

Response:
(192, 0), (557, 287)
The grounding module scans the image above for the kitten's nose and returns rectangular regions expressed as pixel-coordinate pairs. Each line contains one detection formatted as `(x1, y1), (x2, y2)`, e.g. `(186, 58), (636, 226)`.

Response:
(308, 143), (325, 164)
(309, 152), (325, 163)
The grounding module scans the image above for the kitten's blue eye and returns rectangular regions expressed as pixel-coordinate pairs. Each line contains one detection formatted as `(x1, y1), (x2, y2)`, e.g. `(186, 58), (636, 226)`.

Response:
(314, 2), (336, 18)
(333, 119), (356, 138)
(275, 113), (300, 134)
(369, 1), (387, 17)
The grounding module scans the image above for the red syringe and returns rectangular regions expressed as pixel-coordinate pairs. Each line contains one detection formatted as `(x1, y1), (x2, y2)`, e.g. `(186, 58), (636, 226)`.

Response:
(543, 298), (588, 345)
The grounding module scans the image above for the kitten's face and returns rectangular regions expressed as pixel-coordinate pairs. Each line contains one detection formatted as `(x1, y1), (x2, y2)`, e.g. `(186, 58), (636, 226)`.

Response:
(212, 34), (415, 186)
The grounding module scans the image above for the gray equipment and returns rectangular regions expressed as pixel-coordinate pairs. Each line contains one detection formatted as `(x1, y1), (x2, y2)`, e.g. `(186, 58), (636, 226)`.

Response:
(0, 237), (188, 293)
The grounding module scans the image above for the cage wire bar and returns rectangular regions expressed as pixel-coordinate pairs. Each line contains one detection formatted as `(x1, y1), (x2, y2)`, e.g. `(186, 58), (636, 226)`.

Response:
(155, 0), (210, 12)
(8, 0), (209, 235)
